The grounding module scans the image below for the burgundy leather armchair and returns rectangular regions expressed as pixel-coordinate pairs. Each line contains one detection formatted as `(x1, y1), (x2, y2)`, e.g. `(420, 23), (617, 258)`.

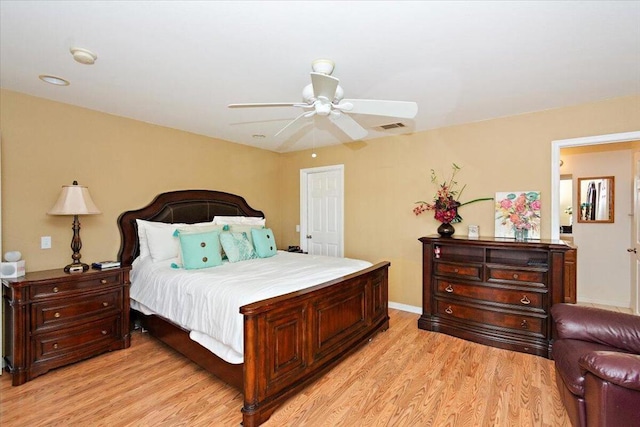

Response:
(551, 303), (640, 427)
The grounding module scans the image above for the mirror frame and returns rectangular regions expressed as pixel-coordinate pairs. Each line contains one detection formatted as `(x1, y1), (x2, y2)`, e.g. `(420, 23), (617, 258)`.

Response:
(577, 176), (615, 223)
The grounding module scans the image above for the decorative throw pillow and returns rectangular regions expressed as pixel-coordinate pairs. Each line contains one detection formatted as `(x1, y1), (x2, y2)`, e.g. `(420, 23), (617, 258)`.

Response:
(251, 228), (277, 258)
(176, 230), (222, 269)
(219, 232), (257, 263)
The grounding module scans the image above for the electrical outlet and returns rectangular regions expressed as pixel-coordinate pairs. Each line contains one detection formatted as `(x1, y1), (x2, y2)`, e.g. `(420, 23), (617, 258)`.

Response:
(41, 236), (52, 249)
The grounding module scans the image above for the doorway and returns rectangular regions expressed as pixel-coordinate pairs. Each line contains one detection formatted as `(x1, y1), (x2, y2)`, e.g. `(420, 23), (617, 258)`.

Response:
(299, 164), (344, 256)
(551, 131), (640, 314)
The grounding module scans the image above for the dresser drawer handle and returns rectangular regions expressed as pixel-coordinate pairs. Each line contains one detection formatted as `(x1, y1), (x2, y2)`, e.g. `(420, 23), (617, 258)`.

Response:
(101, 330), (108, 335)
(453, 268), (459, 273)
(54, 312), (61, 318)
(513, 273), (519, 279)
(100, 279), (108, 284)
(445, 284), (454, 293)
(52, 286), (59, 293)
(445, 306), (453, 315)
(102, 302), (109, 307)
(520, 319), (529, 329)
(53, 343), (59, 349)
(520, 295), (531, 305)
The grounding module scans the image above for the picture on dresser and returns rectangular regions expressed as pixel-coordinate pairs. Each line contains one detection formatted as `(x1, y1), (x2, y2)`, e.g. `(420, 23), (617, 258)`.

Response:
(494, 191), (541, 240)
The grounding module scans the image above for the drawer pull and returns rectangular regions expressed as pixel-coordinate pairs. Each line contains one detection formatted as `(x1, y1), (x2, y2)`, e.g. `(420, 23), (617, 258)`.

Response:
(100, 279), (108, 284)
(52, 286), (59, 293)
(101, 330), (108, 335)
(54, 312), (61, 318)
(53, 343), (59, 349)
(453, 268), (459, 273)
(445, 284), (454, 293)
(520, 320), (529, 329)
(513, 273), (519, 279)
(445, 306), (453, 315)
(520, 295), (531, 305)
(102, 302), (109, 307)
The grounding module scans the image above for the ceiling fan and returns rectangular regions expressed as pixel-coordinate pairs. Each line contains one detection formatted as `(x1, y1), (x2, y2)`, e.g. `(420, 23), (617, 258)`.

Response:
(228, 59), (418, 140)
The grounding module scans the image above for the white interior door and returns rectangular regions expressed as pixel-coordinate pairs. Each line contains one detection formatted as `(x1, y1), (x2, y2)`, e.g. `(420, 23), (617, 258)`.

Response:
(300, 165), (344, 257)
(632, 152), (640, 315)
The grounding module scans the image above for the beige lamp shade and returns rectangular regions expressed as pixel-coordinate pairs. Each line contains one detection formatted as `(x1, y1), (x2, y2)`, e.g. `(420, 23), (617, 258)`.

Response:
(48, 182), (101, 215)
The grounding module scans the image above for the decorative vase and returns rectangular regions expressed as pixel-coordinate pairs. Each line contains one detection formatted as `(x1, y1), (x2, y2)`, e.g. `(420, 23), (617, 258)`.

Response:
(437, 222), (455, 237)
(514, 228), (528, 242)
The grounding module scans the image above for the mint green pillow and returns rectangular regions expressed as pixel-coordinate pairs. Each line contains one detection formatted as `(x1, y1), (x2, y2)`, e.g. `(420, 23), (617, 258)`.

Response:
(219, 232), (257, 263)
(176, 230), (222, 269)
(251, 228), (277, 258)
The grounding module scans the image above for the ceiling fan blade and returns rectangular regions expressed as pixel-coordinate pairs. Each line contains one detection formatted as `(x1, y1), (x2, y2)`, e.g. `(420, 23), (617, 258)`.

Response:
(228, 102), (310, 108)
(275, 111), (316, 137)
(328, 112), (368, 140)
(311, 72), (339, 100)
(337, 99), (418, 118)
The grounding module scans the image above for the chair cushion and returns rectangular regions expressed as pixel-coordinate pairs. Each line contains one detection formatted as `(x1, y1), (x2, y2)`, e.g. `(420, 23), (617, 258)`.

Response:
(552, 338), (619, 397)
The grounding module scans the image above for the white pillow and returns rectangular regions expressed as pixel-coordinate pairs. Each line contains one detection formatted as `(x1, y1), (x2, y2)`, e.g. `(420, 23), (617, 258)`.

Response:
(213, 216), (266, 226)
(136, 219), (216, 262)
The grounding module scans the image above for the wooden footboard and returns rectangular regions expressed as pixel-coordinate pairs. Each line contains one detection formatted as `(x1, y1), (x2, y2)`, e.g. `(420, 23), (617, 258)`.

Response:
(240, 261), (390, 427)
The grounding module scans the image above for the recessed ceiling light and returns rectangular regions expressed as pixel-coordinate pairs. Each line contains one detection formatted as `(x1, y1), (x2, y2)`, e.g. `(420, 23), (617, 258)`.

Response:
(39, 75), (70, 86)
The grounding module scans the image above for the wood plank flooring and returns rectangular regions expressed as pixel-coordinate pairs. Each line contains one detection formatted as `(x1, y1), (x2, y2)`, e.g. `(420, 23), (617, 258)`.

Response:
(0, 309), (570, 426)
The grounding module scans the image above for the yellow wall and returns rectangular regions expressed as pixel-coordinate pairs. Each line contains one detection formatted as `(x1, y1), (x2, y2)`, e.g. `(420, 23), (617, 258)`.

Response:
(1, 89), (639, 308)
(280, 95), (640, 307)
(0, 89), (282, 271)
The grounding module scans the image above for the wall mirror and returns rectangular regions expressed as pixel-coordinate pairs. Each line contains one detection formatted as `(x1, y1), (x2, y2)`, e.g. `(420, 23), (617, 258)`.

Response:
(577, 176), (614, 223)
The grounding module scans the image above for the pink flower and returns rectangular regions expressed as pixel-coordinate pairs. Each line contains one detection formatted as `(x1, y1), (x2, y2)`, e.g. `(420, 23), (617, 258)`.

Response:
(500, 199), (512, 209)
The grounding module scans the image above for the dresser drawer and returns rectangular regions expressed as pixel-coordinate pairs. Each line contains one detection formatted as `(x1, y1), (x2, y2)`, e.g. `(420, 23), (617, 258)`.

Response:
(434, 299), (546, 336)
(32, 290), (122, 332)
(30, 271), (123, 299)
(32, 317), (120, 365)
(486, 266), (546, 287)
(435, 279), (545, 310)
(434, 262), (482, 281)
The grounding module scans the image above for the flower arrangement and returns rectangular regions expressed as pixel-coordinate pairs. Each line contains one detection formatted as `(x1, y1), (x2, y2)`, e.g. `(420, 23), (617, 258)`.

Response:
(495, 192), (541, 232)
(413, 163), (493, 224)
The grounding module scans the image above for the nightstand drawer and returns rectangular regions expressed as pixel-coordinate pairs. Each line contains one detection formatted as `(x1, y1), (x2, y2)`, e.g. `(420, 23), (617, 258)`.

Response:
(434, 262), (482, 281)
(435, 299), (546, 337)
(32, 317), (120, 364)
(30, 271), (122, 299)
(435, 279), (545, 309)
(32, 290), (122, 331)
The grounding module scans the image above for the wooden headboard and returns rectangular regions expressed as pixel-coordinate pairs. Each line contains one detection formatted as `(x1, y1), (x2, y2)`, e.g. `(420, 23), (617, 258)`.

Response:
(117, 190), (264, 266)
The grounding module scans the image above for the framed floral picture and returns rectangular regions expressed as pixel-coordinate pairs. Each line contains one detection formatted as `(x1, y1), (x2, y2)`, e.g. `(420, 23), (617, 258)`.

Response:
(495, 191), (541, 239)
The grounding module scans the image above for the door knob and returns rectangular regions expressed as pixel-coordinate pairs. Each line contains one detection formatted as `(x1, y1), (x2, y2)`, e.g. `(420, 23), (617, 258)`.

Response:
(628, 248), (637, 254)
(306, 235), (312, 239)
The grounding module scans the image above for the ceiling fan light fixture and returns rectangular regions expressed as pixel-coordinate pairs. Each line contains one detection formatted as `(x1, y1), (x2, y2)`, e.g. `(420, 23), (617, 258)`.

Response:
(311, 59), (335, 75)
(70, 47), (97, 65)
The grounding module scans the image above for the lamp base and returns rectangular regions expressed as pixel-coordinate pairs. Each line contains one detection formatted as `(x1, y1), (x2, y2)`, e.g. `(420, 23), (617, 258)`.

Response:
(65, 263), (89, 273)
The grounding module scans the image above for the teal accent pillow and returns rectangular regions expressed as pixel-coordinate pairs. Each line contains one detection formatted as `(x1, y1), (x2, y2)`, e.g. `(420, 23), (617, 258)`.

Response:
(176, 230), (222, 270)
(251, 228), (277, 258)
(219, 232), (257, 263)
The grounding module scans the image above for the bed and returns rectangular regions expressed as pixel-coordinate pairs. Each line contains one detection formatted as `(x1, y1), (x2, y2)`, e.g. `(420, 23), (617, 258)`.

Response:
(117, 190), (390, 426)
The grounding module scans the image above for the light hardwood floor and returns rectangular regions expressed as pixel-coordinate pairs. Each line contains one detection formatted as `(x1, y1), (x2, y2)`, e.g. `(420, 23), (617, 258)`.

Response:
(0, 309), (570, 426)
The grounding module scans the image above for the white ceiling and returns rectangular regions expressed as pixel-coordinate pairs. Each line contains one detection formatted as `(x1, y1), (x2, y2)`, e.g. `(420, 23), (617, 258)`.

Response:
(1, 1), (639, 153)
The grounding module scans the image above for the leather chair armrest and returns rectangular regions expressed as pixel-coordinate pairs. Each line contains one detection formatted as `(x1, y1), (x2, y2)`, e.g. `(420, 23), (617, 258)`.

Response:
(579, 351), (640, 391)
(551, 304), (640, 353)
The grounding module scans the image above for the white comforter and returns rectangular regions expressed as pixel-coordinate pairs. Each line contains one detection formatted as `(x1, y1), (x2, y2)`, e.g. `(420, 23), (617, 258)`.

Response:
(130, 251), (372, 364)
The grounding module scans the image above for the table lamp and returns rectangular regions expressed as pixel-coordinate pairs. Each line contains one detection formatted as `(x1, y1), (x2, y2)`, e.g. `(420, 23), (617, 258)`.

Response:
(48, 181), (101, 272)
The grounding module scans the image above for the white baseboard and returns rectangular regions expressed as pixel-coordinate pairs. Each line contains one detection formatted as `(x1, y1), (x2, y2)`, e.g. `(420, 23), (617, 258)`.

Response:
(576, 296), (631, 310)
(388, 301), (421, 314)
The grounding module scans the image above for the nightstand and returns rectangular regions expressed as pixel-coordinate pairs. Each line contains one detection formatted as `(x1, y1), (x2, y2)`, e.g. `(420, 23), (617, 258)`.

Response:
(2, 266), (131, 386)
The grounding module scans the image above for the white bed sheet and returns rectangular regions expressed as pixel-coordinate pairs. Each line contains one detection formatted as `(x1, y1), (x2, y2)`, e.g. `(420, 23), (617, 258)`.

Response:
(130, 251), (372, 364)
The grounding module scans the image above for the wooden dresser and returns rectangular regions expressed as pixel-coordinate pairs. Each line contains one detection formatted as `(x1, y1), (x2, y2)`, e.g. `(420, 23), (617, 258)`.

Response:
(3, 267), (131, 385)
(418, 236), (574, 358)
